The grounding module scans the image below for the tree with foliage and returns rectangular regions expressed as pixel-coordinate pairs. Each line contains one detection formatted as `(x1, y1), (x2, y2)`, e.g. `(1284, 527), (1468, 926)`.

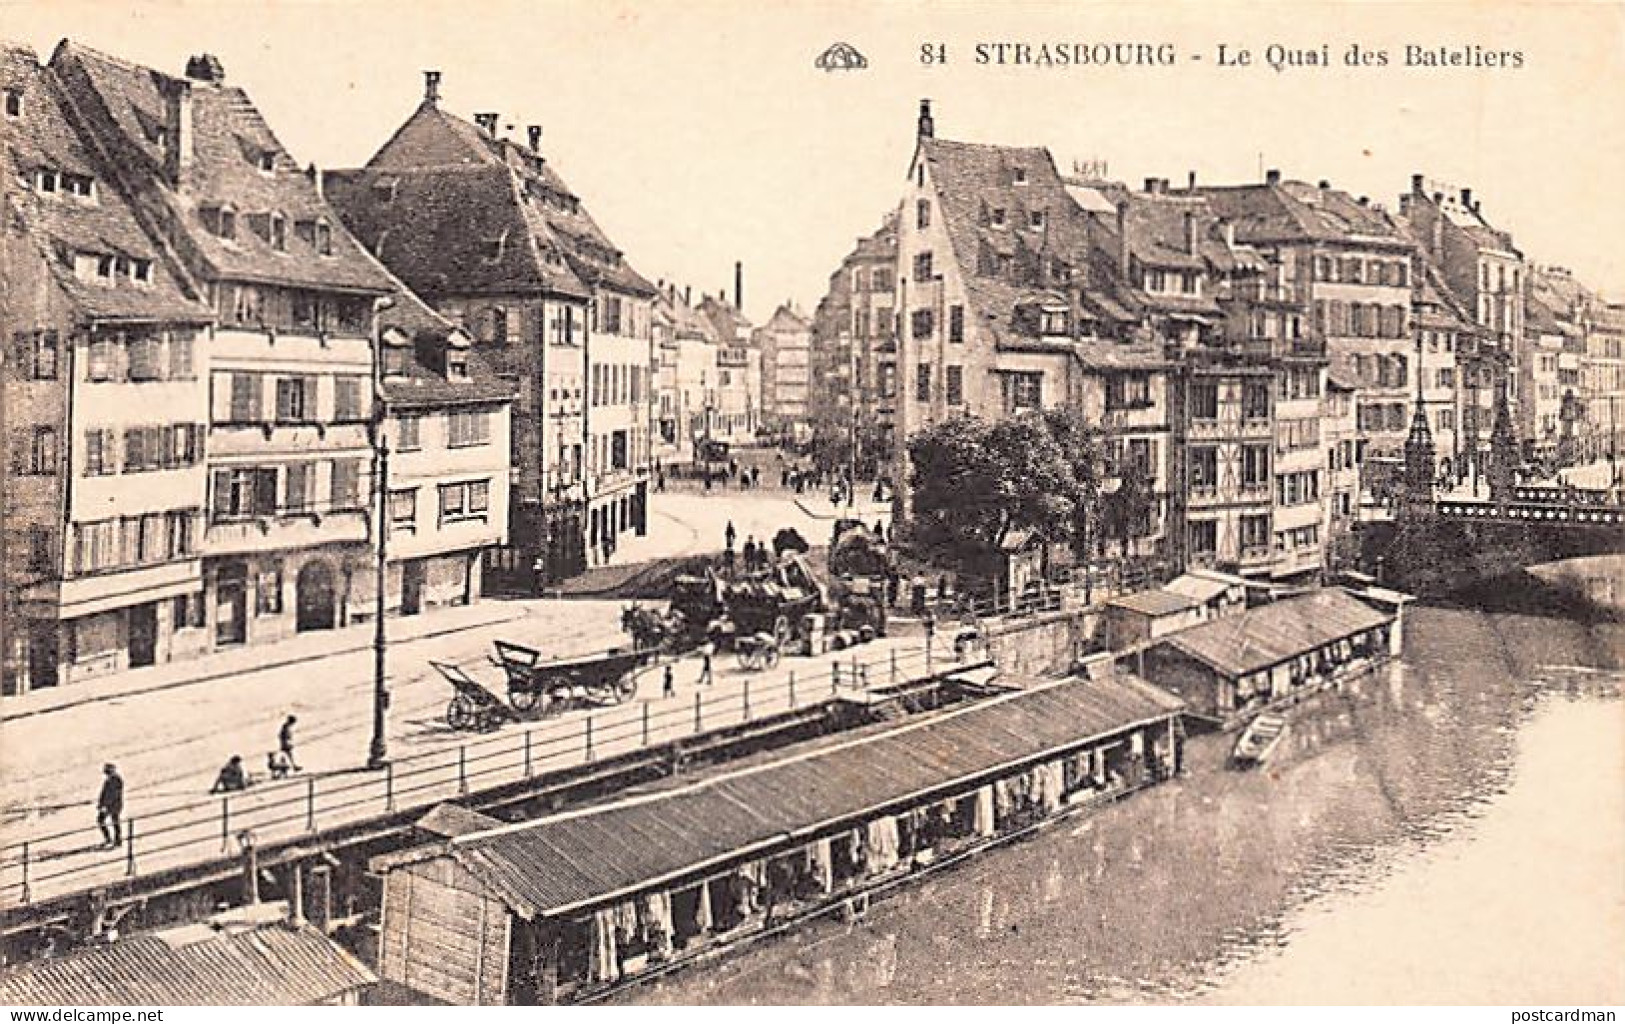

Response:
(906, 414), (1076, 571)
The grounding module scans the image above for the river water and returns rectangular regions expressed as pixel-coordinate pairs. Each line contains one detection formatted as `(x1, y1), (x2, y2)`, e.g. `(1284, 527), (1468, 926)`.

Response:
(622, 563), (1625, 1005)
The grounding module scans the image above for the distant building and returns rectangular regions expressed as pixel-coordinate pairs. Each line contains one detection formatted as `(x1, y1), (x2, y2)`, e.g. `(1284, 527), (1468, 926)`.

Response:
(326, 72), (658, 586)
(752, 302), (813, 428)
(1400, 176), (1524, 475)
(809, 216), (898, 472)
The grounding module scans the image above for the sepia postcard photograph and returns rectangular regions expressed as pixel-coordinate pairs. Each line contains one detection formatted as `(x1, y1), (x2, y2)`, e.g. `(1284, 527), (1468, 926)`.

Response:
(0, 0), (1621, 1012)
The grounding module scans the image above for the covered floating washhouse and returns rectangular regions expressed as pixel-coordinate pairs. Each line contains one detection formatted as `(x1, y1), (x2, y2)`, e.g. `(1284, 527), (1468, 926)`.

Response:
(369, 672), (1185, 1004)
(1139, 587), (1402, 728)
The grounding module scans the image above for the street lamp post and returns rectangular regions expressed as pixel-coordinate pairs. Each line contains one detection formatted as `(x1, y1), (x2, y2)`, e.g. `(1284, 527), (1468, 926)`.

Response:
(366, 296), (396, 771)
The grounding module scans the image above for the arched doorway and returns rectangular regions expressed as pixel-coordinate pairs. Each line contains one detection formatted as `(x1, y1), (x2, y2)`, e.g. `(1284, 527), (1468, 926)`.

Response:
(295, 560), (337, 632)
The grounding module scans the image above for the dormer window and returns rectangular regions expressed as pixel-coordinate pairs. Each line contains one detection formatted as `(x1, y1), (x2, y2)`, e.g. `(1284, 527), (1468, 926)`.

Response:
(132, 259), (153, 284)
(258, 152), (275, 173)
(36, 169), (57, 193)
(96, 254), (114, 279)
(484, 231), (509, 263)
(4, 88), (21, 118)
(219, 207), (237, 240)
(991, 207), (1006, 227)
(372, 179), (398, 203)
(447, 350), (469, 379)
(1040, 307), (1070, 337)
(270, 213), (287, 252)
(1012, 167), (1028, 185)
(314, 219), (332, 256)
(62, 174), (94, 199)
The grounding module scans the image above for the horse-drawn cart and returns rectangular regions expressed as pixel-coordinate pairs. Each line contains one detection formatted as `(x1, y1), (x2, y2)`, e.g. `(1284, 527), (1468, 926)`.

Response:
(432, 640), (656, 731)
(733, 632), (782, 671)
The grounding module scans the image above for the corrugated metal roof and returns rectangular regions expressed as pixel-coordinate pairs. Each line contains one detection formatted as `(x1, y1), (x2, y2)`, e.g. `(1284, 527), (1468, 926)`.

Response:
(1107, 588), (1198, 617)
(382, 675), (1184, 919)
(0, 907), (375, 1006)
(1161, 588), (1392, 679)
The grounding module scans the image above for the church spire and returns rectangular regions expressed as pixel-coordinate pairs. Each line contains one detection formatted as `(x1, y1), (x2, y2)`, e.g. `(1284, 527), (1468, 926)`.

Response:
(1402, 334), (1436, 515)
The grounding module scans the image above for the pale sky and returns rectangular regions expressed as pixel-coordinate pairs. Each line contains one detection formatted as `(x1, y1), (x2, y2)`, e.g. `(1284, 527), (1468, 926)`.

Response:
(7, 0), (1624, 321)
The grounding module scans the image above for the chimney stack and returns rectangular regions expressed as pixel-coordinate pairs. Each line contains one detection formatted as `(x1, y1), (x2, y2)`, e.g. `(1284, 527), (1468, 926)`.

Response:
(1460, 187), (1473, 209)
(474, 112), (498, 136)
(1187, 170), (1196, 190)
(1318, 180), (1331, 190)
(1411, 173), (1425, 196)
(526, 125), (542, 152)
(917, 99), (934, 139)
(1115, 200), (1130, 277)
(1265, 168), (1281, 186)
(184, 54), (225, 83)
(161, 76), (193, 183)
(734, 261), (744, 311)
(685, 285), (692, 305)
(1143, 177), (1159, 194)
(423, 70), (441, 105)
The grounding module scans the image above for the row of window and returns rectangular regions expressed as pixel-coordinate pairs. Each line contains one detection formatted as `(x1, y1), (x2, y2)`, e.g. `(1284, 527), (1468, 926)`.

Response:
(913, 364), (966, 405)
(1187, 445), (1271, 493)
(1314, 300), (1408, 339)
(1277, 469), (1321, 507)
(71, 510), (200, 577)
(1276, 417), (1321, 452)
(1188, 514), (1273, 556)
(390, 479), (492, 530)
(1188, 381), (1271, 422)
(851, 265), (895, 294)
(223, 372), (369, 426)
(1357, 402), (1413, 433)
(1313, 254), (1409, 288)
(210, 461), (364, 521)
(201, 206), (332, 255)
(28, 166), (96, 200)
(1143, 268), (1202, 296)
(80, 424), (205, 476)
(590, 363), (647, 408)
(1347, 353), (1410, 390)
(212, 283), (372, 335)
(475, 304), (582, 348)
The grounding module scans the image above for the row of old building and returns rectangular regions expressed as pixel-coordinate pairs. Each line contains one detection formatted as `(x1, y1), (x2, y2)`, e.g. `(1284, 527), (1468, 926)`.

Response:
(0, 41), (798, 696)
(808, 101), (1625, 582)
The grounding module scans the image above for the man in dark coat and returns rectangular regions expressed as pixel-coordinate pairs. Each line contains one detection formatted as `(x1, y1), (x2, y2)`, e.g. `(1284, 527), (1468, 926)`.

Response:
(96, 764), (123, 848)
(279, 715), (302, 772)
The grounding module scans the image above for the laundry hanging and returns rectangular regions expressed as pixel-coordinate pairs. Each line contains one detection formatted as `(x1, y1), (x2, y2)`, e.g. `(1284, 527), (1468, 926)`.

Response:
(588, 908), (620, 984)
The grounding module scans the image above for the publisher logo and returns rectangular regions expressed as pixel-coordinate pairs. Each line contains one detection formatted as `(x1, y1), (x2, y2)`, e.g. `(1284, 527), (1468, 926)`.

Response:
(816, 42), (869, 71)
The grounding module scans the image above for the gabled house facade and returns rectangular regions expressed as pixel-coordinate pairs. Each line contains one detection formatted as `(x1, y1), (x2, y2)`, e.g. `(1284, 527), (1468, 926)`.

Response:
(326, 72), (656, 586)
(50, 42), (408, 650)
(3, 43), (214, 691)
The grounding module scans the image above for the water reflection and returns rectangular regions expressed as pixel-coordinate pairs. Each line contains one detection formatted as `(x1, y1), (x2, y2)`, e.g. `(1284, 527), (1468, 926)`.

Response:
(622, 604), (1623, 1005)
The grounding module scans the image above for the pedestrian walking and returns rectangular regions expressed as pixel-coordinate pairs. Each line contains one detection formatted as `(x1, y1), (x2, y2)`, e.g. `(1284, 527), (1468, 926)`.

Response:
(699, 644), (714, 686)
(278, 715), (302, 772)
(96, 763), (123, 848)
(663, 663), (675, 698)
(743, 536), (758, 571)
(724, 520), (736, 551)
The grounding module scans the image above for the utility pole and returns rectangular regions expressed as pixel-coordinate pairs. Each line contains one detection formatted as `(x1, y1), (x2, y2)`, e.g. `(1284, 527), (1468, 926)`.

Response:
(366, 296), (396, 771)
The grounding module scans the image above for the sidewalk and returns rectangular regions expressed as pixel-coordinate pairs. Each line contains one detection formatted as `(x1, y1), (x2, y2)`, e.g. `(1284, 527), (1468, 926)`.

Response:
(1, 600), (534, 723)
(793, 497), (893, 521)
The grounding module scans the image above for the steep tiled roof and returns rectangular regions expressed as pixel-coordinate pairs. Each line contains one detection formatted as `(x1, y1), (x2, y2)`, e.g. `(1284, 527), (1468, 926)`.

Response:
(919, 136), (1100, 288)
(761, 303), (811, 332)
(49, 41), (395, 294)
(378, 289), (517, 409)
(3, 42), (209, 323)
(1198, 181), (1409, 249)
(326, 165), (588, 299)
(0, 905), (374, 1006)
(346, 100), (653, 299)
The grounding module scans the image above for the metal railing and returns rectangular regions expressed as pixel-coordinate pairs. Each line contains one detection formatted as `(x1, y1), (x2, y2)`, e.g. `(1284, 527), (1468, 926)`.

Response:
(0, 639), (980, 912)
